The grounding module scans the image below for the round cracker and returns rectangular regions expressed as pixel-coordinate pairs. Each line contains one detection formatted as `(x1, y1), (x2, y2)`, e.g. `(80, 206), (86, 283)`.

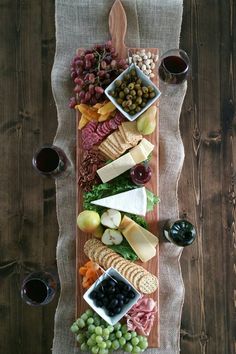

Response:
(138, 274), (158, 294)
(97, 247), (114, 265)
(106, 254), (121, 269)
(93, 245), (107, 263)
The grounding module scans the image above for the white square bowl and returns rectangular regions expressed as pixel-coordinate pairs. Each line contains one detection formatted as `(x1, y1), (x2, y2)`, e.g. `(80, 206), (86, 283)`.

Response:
(83, 267), (141, 325)
(105, 63), (161, 121)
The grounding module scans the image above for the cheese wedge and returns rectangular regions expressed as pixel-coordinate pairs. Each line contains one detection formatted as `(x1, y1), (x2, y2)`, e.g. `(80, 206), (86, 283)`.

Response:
(97, 153), (135, 183)
(119, 215), (159, 248)
(122, 222), (156, 262)
(91, 187), (147, 216)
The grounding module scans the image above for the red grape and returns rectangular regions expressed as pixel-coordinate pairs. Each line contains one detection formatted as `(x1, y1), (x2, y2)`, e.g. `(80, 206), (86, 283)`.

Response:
(95, 86), (104, 94)
(68, 97), (77, 108)
(79, 91), (85, 98)
(85, 60), (92, 69)
(74, 85), (82, 93)
(74, 77), (84, 85)
(85, 53), (94, 60)
(85, 92), (91, 101)
(88, 84), (95, 94)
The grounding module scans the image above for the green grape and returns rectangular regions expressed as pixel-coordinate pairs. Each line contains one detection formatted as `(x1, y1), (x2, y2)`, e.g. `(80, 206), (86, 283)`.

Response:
(92, 346), (100, 354)
(81, 313), (88, 321)
(103, 328), (110, 336)
(124, 332), (132, 341)
(94, 317), (101, 326)
(109, 333), (116, 341)
(121, 324), (128, 334)
(139, 341), (148, 350)
(87, 317), (94, 325)
(116, 330), (122, 339)
(87, 338), (96, 347)
(76, 319), (86, 329)
(112, 340), (120, 350)
(91, 333), (97, 341)
(107, 325), (114, 333)
(76, 333), (85, 344)
(132, 346), (141, 353)
(95, 326), (103, 335)
(70, 323), (79, 334)
(96, 336), (103, 344)
(103, 334), (109, 340)
(131, 331), (137, 338)
(98, 342), (107, 349)
(86, 309), (94, 317)
(88, 324), (96, 333)
(119, 337), (126, 347)
(81, 343), (89, 351)
(114, 323), (121, 331)
(131, 337), (139, 346)
(98, 349), (108, 354)
(124, 343), (133, 352)
(106, 340), (112, 349)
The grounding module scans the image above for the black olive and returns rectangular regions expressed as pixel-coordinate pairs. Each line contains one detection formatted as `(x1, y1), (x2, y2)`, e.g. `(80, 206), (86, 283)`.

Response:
(114, 306), (122, 314)
(95, 299), (103, 307)
(127, 291), (135, 299)
(110, 299), (119, 307)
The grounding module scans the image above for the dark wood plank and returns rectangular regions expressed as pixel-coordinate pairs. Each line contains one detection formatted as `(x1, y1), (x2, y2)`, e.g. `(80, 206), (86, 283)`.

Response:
(179, 0), (236, 353)
(0, 1), (58, 354)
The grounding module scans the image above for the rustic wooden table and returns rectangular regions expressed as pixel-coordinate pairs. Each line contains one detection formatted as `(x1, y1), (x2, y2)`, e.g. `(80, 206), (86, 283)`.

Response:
(0, 1), (235, 354)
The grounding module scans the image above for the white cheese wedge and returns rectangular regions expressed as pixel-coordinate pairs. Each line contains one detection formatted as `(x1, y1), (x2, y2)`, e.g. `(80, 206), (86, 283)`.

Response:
(91, 187), (147, 216)
(122, 222), (156, 262)
(138, 138), (155, 156)
(97, 153), (135, 183)
(129, 144), (147, 164)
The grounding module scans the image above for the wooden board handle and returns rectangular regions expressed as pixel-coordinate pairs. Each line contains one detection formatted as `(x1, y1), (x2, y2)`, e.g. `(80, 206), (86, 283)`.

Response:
(109, 0), (127, 59)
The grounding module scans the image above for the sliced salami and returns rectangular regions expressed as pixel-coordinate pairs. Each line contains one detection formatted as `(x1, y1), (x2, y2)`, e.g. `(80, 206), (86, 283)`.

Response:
(108, 118), (118, 130)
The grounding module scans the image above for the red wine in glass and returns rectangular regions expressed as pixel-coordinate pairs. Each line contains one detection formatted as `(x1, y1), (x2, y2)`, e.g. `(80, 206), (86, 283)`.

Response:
(158, 49), (190, 84)
(32, 144), (68, 177)
(21, 272), (58, 306)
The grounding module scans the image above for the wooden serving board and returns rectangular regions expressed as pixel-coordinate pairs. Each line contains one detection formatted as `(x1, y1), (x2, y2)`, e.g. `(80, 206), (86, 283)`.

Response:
(76, 0), (160, 348)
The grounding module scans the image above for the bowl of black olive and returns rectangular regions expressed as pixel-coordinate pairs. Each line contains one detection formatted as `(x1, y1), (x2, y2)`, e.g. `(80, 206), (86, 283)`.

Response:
(105, 63), (161, 121)
(83, 267), (141, 325)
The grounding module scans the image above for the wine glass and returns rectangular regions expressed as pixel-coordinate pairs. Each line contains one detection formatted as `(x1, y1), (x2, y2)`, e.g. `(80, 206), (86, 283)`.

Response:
(32, 144), (69, 178)
(158, 49), (190, 85)
(21, 271), (59, 306)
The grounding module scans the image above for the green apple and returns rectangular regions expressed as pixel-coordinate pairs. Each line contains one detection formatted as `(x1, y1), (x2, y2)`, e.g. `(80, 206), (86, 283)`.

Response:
(77, 210), (100, 233)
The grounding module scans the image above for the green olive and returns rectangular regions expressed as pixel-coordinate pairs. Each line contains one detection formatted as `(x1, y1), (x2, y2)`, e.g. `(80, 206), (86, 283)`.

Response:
(136, 97), (142, 105)
(136, 78), (142, 85)
(134, 84), (141, 90)
(119, 91), (125, 99)
(143, 93), (149, 99)
(130, 104), (136, 110)
(141, 101), (146, 108)
(142, 86), (148, 93)
(126, 94), (133, 101)
(137, 90), (143, 97)
(129, 110), (135, 115)
(124, 74), (130, 81)
(128, 83), (134, 90)
(122, 100), (127, 108)
(130, 69), (136, 77)
(115, 80), (122, 87)
(135, 106), (141, 113)
(124, 87), (130, 94)
(149, 92), (156, 98)
(126, 100), (132, 107)
(116, 98), (123, 105)
(130, 90), (136, 96)
(124, 107), (130, 112)
(148, 85), (154, 92)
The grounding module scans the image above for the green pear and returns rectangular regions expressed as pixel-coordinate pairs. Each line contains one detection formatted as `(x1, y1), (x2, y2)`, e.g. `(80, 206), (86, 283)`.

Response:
(137, 106), (157, 135)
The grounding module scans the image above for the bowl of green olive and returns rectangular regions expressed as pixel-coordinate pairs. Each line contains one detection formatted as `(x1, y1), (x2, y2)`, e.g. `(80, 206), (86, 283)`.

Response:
(105, 63), (161, 121)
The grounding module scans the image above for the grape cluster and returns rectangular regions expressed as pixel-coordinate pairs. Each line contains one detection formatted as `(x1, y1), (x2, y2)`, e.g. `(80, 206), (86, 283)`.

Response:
(71, 309), (148, 354)
(69, 41), (128, 108)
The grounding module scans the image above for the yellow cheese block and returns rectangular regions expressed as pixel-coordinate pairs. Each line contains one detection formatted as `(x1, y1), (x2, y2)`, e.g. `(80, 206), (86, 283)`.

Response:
(122, 222), (156, 263)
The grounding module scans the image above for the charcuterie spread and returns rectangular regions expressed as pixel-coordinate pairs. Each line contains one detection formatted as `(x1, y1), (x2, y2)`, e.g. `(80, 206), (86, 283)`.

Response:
(70, 36), (161, 351)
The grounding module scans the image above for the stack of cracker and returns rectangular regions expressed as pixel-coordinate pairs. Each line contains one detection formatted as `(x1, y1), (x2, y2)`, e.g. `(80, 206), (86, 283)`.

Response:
(84, 238), (158, 294)
(98, 121), (142, 160)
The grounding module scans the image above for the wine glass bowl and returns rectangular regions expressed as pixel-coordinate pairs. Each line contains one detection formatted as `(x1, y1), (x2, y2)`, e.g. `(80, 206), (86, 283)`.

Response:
(158, 49), (190, 85)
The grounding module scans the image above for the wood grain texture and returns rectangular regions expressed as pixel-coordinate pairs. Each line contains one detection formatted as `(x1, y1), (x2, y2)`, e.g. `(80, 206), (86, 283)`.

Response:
(0, 1), (58, 354)
(179, 0), (236, 353)
(76, 47), (160, 347)
(109, 0), (128, 59)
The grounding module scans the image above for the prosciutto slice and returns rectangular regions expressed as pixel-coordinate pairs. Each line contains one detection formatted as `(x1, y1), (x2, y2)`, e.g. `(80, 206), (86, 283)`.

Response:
(125, 297), (157, 336)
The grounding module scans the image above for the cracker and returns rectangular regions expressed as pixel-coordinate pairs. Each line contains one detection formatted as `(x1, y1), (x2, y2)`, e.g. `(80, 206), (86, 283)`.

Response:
(138, 274), (159, 294)
(123, 263), (138, 278)
(117, 261), (130, 274)
(128, 268), (144, 284)
(133, 271), (147, 288)
(97, 247), (114, 265)
(84, 239), (101, 256)
(102, 252), (116, 269)
(121, 121), (142, 144)
(98, 144), (118, 160)
(93, 245), (107, 263)
(110, 256), (124, 269)
(104, 137), (121, 154)
(106, 254), (121, 269)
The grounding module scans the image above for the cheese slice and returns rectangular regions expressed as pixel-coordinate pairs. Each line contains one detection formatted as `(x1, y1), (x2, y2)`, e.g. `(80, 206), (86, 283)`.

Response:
(97, 153), (135, 183)
(119, 215), (159, 248)
(91, 187), (147, 216)
(129, 144), (147, 164)
(138, 138), (154, 156)
(122, 222), (156, 262)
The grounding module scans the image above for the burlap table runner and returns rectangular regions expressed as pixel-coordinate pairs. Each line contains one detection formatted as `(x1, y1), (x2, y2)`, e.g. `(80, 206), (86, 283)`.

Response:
(51, 1), (186, 353)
